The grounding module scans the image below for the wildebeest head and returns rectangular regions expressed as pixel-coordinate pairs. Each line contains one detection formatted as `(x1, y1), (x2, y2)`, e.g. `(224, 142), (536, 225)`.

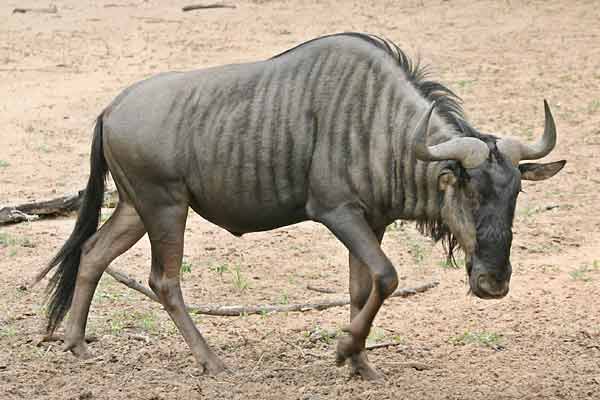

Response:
(415, 100), (565, 299)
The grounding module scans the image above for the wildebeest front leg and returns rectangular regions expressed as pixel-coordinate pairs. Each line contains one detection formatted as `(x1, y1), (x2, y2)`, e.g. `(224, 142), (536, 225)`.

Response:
(318, 205), (398, 380)
(146, 204), (226, 375)
(347, 228), (385, 379)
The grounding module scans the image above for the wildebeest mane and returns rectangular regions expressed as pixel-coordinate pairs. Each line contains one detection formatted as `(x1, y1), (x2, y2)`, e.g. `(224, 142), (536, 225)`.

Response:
(271, 32), (478, 138)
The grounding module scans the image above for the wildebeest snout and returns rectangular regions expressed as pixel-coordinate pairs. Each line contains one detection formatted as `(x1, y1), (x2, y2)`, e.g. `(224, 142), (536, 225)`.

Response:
(469, 262), (512, 299)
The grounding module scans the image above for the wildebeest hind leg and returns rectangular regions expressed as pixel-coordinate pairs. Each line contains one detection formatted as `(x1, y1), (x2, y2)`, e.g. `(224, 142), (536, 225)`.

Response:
(64, 201), (146, 357)
(347, 227), (385, 379)
(317, 205), (398, 380)
(145, 203), (226, 375)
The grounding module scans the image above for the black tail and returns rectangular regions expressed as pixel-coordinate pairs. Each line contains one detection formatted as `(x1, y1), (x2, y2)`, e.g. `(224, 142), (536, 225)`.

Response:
(46, 112), (108, 334)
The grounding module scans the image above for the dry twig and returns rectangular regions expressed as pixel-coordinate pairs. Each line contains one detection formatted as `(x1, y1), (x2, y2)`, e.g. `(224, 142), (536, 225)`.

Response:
(365, 341), (405, 350)
(306, 284), (337, 294)
(182, 4), (236, 12)
(105, 268), (159, 302)
(12, 5), (58, 14)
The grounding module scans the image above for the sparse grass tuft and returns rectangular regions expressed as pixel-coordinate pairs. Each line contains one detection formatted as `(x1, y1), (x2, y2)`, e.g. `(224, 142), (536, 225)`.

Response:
(279, 290), (289, 305)
(386, 221), (404, 232)
(569, 262), (599, 282)
(138, 311), (158, 332)
(0, 160), (9, 168)
(439, 258), (465, 269)
(0, 232), (35, 249)
(209, 263), (229, 278)
(408, 240), (428, 265)
(0, 324), (17, 338)
(108, 310), (159, 335)
(456, 79), (476, 88)
(230, 264), (249, 292)
(37, 144), (51, 153)
(306, 325), (338, 344)
(450, 331), (503, 349)
(366, 327), (387, 346)
(181, 259), (193, 274)
(588, 99), (600, 114)
(0, 232), (17, 247)
(538, 264), (560, 274)
(109, 315), (126, 335)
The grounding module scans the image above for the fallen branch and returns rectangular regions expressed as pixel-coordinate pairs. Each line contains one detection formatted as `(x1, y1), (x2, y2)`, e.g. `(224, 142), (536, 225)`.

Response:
(306, 284), (337, 294)
(365, 341), (405, 350)
(0, 190), (83, 224)
(1, 189), (118, 225)
(188, 281), (438, 316)
(182, 3), (236, 12)
(105, 267), (159, 302)
(99, 266), (438, 316)
(12, 5), (58, 14)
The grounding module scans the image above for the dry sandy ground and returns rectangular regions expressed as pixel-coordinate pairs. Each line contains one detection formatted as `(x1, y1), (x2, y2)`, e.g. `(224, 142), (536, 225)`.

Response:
(1, 0), (599, 399)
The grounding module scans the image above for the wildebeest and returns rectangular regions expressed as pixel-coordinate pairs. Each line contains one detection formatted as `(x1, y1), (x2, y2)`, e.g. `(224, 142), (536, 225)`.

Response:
(39, 33), (565, 380)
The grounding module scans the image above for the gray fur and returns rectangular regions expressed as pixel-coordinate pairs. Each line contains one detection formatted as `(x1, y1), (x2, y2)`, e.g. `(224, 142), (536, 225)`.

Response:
(103, 34), (456, 232)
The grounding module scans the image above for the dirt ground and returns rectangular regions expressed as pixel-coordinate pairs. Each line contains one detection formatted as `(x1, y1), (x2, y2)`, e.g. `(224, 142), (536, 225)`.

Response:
(1, 0), (599, 399)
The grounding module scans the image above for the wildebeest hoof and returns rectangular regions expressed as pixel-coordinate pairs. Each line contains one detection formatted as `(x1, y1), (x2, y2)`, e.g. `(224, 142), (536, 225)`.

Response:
(198, 356), (227, 376)
(66, 341), (92, 359)
(349, 351), (385, 381)
(335, 334), (364, 366)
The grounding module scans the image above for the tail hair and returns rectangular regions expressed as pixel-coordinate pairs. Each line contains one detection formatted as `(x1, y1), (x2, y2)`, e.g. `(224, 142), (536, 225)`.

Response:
(45, 112), (108, 334)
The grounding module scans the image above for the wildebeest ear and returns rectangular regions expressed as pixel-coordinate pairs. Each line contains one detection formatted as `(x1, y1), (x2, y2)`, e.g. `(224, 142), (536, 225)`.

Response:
(519, 160), (566, 181)
(438, 169), (457, 191)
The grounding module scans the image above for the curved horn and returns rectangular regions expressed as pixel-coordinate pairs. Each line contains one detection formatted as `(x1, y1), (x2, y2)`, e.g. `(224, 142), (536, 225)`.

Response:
(497, 99), (557, 165)
(414, 102), (490, 169)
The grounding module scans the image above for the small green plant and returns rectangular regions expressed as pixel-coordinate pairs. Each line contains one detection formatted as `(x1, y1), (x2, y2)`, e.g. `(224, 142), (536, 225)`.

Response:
(366, 327), (387, 346)
(109, 316), (126, 335)
(539, 264), (560, 274)
(279, 290), (289, 305)
(439, 258), (464, 269)
(37, 144), (51, 153)
(569, 263), (598, 282)
(108, 310), (159, 335)
(588, 99), (600, 114)
(0, 160), (9, 168)
(0, 232), (35, 248)
(95, 289), (121, 303)
(138, 311), (158, 333)
(209, 263), (229, 278)
(0, 325), (17, 338)
(230, 264), (248, 292)
(386, 221), (403, 232)
(408, 240), (428, 265)
(456, 79), (476, 88)
(0, 232), (17, 247)
(160, 320), (179, 336)
(181, 259), (193, 274)
(307, 325), (338, 344)
(450, 331), (503, 348)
